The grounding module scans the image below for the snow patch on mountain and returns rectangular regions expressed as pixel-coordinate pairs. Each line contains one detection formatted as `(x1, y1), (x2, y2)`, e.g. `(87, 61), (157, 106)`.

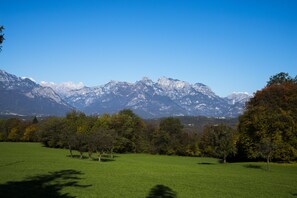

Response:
(21, 77), (36, 82)
(41, 76), (250, 118)
(157, 77), (190, 90)
(226, 92), (252, 105)
(1, 69), (252, 118)
(40, 81), (85, 97)
(0, 70), (73, 116)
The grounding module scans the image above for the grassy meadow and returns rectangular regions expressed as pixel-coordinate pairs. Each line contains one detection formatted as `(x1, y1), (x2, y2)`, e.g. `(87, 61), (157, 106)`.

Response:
(0, 142), (296, 198)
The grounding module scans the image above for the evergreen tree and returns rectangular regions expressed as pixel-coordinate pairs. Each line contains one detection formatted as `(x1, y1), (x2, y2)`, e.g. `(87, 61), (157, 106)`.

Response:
(32, 116), (38, 124)
(0, 26), (4, 51)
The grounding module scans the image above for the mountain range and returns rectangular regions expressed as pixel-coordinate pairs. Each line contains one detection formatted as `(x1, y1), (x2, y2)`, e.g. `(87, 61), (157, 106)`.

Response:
(0, 69), (251, 118)
(0, 70), (72, 116)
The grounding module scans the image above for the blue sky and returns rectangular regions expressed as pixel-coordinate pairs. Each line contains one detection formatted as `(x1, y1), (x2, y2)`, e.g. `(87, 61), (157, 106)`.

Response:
(0, 0), (296, 96)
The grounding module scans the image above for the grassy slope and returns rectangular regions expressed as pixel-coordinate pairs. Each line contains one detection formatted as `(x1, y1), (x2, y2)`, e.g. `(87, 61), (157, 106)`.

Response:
(0, 142), (296, 198)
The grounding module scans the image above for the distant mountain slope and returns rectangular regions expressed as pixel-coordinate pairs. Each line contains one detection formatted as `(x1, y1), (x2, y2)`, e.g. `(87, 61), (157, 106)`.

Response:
(42, 76), (251, 118)
(225, 92), (252, 117)
(0, 69), (251, 118)
(0, 70), (73, 116)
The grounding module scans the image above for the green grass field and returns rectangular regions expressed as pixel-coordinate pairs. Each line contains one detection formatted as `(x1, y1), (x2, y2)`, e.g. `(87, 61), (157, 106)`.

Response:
(0, 142), (296, 198)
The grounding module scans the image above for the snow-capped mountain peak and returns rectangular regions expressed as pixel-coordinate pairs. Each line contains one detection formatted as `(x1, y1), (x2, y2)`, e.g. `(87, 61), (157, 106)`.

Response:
(0, 70), (20, 83)
(138, 77), (154, 86)
(21, 77), (36, 82)
(0, 69), (250, 118)
(157, 76), (190, 90)
(0, 70), (72, 116)
(39, 76), (250, 118)
(40, 81), (85, 90)
(226, 92), (252, 105)
(191, 83), (216, 98)
(40, 81), (85, 97)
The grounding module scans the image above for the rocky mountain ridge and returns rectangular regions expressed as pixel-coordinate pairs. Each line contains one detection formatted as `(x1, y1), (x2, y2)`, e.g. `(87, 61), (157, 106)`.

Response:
(42, 76), (252, 118)
(0, 70), (73, 116)
(0, 69), (251, 118)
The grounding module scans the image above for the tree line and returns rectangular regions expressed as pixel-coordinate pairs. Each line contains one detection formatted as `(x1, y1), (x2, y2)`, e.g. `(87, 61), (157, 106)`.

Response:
(0, 110), (234, 162)
(0, 72), (296, 163)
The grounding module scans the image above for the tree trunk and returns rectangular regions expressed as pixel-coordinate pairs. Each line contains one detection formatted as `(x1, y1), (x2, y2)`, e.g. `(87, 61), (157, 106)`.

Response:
(266, 155), (270, 171)
(88, 151), (92, 160)
(223, 154), (227, 163)
(79, 151), (83, 159)
(97, 151), (101, 162)
(69, 144), (73, 158)
(110, 148), (113, 159)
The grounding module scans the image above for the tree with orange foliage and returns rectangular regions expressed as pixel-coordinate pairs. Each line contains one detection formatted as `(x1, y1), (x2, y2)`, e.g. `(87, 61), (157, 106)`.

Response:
(238, 72), (297, 167)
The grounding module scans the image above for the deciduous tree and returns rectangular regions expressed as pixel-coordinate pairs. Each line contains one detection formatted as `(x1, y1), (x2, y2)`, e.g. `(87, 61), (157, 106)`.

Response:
(201, 124), (237, 163)
(238, 72), (297, 165)
(22, 124), (38, 142)
(267, 72), (295, 86)
(110, 109), (146, 153)
(38, 117), (65, 148)
(88, 127), (115, 161)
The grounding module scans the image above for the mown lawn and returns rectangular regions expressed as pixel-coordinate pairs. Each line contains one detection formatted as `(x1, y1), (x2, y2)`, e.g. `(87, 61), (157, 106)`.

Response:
(0, 142), (296, 198)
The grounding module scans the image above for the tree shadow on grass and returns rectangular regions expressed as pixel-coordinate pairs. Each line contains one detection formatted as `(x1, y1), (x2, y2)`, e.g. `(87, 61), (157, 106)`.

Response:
(243, 164), (263, 169)
(0, 169), (91, 198)
(66, 155), (89, 159)
(146, 184), (177, 198)
(243, 164), (267, 171)
(0, 160), (24, 167)
(99, 158), (115, 162)
(67, 154), (119, 161)
(197, 162), (216, 165)
(87, 157), (115, 162)
(66, 154), (116, 163)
